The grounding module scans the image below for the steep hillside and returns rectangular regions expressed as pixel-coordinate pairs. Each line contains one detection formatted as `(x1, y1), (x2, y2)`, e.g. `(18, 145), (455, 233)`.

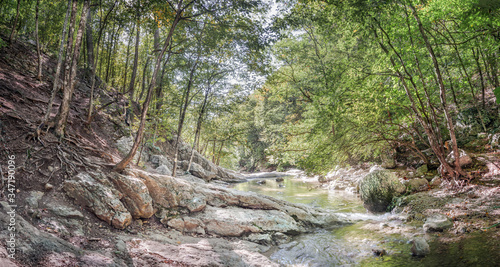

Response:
(0, 35), (344, 266)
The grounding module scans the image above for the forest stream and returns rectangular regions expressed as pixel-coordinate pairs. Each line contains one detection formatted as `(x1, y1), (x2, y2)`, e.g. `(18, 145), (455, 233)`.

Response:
(231, 174), (500, 266)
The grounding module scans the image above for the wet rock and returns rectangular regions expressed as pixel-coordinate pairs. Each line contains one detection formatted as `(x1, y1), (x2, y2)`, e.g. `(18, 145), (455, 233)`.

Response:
(423, 214), (452, 232)
(109, 173), (154, 219)
(372, 248), (387, 256)
(26, 191), (44, 209)
(276, 177), (284, 182)
(256, 180), (266, 185)
(359, 170), (406, 212)
(411, 237), (430, 256)
(63, 172), (132, 229)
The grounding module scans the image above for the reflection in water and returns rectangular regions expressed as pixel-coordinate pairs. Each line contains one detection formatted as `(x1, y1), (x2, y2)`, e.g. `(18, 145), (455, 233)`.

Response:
(231, 176), (378, 266)
(230, 176), (366, 213)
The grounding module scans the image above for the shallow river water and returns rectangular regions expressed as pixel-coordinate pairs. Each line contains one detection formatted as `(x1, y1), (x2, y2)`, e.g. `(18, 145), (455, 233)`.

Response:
(230, 176), (499, 266)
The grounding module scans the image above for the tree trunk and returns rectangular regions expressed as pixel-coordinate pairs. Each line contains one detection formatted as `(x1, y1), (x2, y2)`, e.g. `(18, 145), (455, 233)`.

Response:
(86, 0), (116, 124)
(54, 0), (90, 137)
(114, 2), (183, 172)
(35, 0), (42, 81)
(43, 0), (71, 124)
(187, 86), (210, 171)
(105, 24), (117, 83)
(172, 58), (200, 177)
(410, 4), (466, 179)
(84, 9), (94, 123)
(122, 23), (134, 93)
(128, 18), (140, 107)
(472, 48), (486, 108)
(8, 0), (20, 43)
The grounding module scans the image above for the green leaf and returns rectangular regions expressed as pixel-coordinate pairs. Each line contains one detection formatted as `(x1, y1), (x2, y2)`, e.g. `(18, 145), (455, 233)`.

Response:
(494, 87), (500, 104)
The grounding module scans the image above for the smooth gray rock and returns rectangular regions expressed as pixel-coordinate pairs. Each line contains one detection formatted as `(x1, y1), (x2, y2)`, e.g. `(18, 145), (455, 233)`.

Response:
(411, 237), (430, 256)
(423, 214), (453, 232)
(155, 164), (171, 175)
(47, 204), (84, 219)
(25, 191), (44, 209)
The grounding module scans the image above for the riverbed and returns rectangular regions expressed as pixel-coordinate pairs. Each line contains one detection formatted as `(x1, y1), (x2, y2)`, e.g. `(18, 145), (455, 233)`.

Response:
(231, 175), (500, 266)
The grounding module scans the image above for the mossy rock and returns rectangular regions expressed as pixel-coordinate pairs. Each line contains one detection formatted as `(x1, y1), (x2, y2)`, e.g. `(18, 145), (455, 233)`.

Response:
(359, 170), (406, 212)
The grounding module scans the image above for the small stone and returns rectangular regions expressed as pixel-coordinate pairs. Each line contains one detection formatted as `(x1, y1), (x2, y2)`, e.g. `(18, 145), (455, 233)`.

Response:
(372, 248), (387, 256)
(26, 191), (44, 209)
(48, 166), (54, 172)
(45, 183), (54, 191)
(411, 237), (430, 256)
(423, 214), (453, 232)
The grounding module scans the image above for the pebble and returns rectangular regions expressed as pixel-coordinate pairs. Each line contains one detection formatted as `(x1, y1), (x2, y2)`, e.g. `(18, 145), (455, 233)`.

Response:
(45, 183), (54, 191)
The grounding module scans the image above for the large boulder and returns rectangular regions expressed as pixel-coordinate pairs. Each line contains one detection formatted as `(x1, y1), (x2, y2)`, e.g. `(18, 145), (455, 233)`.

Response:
(63, 172), (132, 229)
(108, 173), (154, 219)
(179, 161), (216, 181)
(359, 170), (406, 212)
(189, 206), (301, 237)
(115, 136), (148, 164)
(149, 154), (173, 170)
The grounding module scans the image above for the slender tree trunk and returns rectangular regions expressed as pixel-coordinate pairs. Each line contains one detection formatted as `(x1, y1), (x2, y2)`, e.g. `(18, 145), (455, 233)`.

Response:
(410, 5), (466, 179)
(187, 87), (210, 171)
(139, 55), (150, 101)
(114, 2), (183, 172)
(122, 24), (134, 93)
(86, 0), (116, 124)
(172, 58), (200, 177)
(105, 24), (117, 83)
(35, 0), (42, 81)
(216, 140), (224, 165)
(9, 0), (20, 43)
(54, 0), (90, 137)
(472, 48), (486, 108)
(128, 18), (140, 107)
(43, 0), (71, 125)
(84, 9), (95, 123)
